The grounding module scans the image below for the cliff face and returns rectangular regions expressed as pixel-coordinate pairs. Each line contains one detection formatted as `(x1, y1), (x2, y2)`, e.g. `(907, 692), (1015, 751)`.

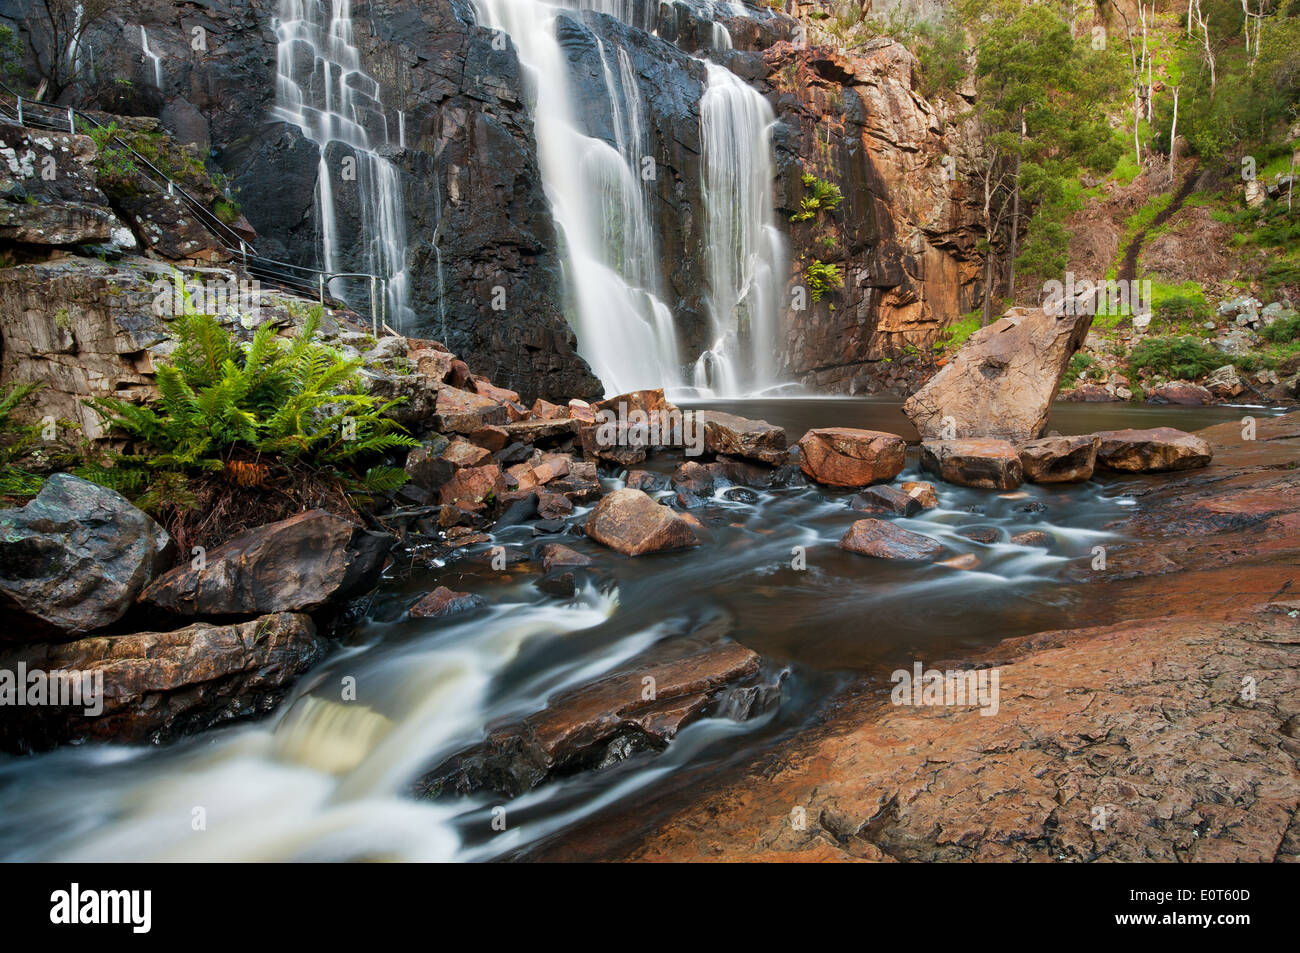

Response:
(757, 40), (981, 394)
(2, 0), (983, 399)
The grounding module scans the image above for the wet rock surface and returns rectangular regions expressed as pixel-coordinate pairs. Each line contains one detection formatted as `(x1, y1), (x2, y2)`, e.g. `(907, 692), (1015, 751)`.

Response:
(584, 488), (701, 557)
(0, 474), (173, 638)
(141, 509), (390, 616)
(920, 438), (1023, 490)
(418, 635), (761, 800)
(1016, 434), (1100, 484)
(839, 518), (943, 560)
(0, 612), (324, 752)
(1094, 427), (1213, 473)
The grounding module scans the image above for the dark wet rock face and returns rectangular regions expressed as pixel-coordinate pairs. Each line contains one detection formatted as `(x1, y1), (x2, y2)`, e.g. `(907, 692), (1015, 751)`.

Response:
(141, 509), (390, 617)
(921, 438), (1024, 491)
(1094, 427), (1213, 473)
(839, 518), (943, 560)
(0, 612), (324, 752)
(1017, 434), (1101, 484)
(0, 475), (173, 639)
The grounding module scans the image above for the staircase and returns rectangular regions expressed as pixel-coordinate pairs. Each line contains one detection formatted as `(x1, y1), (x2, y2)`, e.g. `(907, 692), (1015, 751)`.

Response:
(0, 84), (393, 335)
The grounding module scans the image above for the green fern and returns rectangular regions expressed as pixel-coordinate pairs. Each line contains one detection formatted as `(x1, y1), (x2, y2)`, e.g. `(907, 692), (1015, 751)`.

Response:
(84, 311), (416, 509)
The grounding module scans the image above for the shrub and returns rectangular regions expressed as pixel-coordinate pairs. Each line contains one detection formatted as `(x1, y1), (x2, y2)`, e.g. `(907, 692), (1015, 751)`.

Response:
(1260, 312), (1300, 344)
(1062, 352), (1095, 387)
(0, 383), (48, 497)
(1128, 336), (1223, 381)
(791, 173), (843, 223)
(1154, 291), (1212, 326)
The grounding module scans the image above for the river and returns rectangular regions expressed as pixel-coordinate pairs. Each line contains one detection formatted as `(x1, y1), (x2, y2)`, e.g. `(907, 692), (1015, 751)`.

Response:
(0, 399), (1278, 861)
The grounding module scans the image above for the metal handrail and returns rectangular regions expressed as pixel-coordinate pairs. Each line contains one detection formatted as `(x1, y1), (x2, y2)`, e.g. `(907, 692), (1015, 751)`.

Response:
(1, 81), (393, 335)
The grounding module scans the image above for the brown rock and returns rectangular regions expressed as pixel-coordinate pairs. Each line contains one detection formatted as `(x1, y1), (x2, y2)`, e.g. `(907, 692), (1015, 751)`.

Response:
(672, 461), (715, 497)
(1149, 382), (1212, 406)
(468, 425), (510, 452)
(797, 428), (906, 487)
(549, 460), (602, 503)
(536, 492), (574, 520)
(0, 613), (324, 751)
(410, 586), (486, 620)
(540, 543), (592, 573)
(584, 488), (701, 556)
(442, 438), (493, 469)
(503, 418), (580, 445)
(851, 484), (922, 517)
(839, 518), (944, 560)
(434, 385), (508, 433)
(1010, 530), (1052, 547)
(904, 303), (1093, 441)
(900, 481), (940, 509)
(694, 410), (788, 465)
(1061, 383), (1120, 403)
(568, 399), (597, 423)
(420, 637), (760, 798)
(1016, 434), (1100, 484)
(920, 439), (1023, 490)
(531, 398), (570, 420)
(624, 469), (664, 492)
(473, 378), (521, 405)
(140, 510), (390, 616)
(438, 465), (506, 512)
(1094, 427), (1213, 472)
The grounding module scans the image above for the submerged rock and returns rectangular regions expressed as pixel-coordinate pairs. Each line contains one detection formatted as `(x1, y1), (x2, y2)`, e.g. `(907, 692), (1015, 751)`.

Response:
(140, 509), (389, 616)
(900, 480), (940, 509)
(0, 612), (323, 751)
(1094, 427), (1213, 472)
(797, 428), (906, 487)
(839, 518), (944, 560)
(1017, 434), (1101, 484)
(850, 484), (922, 517)
(409, 586), (487, 620)
(921, 438), (1023, 490)
(0, 474), (173, 639)
(585, 488), (701, 556)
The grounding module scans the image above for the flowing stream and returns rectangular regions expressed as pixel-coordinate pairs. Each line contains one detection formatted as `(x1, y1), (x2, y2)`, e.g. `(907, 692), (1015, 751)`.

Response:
(0, 401), (1269, 862)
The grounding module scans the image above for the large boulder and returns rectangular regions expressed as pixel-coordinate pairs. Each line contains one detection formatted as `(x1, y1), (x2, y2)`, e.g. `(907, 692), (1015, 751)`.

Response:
(694, 410), (788, 465)
(1094, 428), (1213, 472)
(0, 612), (324, 751)
(1016, 434), (1101, 484)
(839, 519), (944, 560)
(140, 509), (390, 616)
(0, 474), (173, 639)
(584, 488), (701, 556)
(903, 303), (1093, 441)
(797, 428), (906, 487)
(920, 439), (1023, 490)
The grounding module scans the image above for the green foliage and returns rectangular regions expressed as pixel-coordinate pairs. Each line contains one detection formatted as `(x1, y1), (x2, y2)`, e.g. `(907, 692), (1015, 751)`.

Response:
(0, 382), (47, 497)
(791, 172), (844, 223)
(1062, 352), (1096, 387)
(1154, 290), (1213, 326)
(0, 26), (23, 84)
(935, 312), (982, 352)
(1260, 312), (1300, 344)
(80, 121), (140, 194)
(1128, 335), (1224, 381)
(83, 304), (417, 507)
(805, 260), (843, 302)
(212, 197), (242, 225)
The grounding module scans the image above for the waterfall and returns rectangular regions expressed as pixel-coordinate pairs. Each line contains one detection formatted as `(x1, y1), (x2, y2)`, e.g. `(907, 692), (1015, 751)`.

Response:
(139, 26), (162, 89)
(475, 1), (786, 398)
(472, 0), (682, 396)
(272, 0), (411, 327)
(697, 61), (785, 395)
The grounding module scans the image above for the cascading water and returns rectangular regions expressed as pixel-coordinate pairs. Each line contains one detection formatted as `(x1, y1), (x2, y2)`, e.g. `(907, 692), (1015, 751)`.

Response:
(472, 0), (682, 395)
(139, 26), (162, 88)
(272, 0), (411, 327)
(696, 61), (786, 396)
(475, 0), (786, 397)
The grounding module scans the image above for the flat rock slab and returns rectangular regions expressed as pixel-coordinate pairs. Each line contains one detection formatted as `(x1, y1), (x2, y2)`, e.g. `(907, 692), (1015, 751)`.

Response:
(420, 637), (761, 799)
(1094, 427), (1213, 472)
(921, 438), (1023, 490)
(1017, 434), (1100, 484)
(850, 484), (922, 517)
(694, 410), (788, 465)
(433, 385), (508, 433)
(0, 612), (323, 751)
(839, 518), (943, 560)
(0, 474), (173, 639)
(797, 428), (906, 487)
(585, 488), (700, 556)
(141, 509), (390, 616)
